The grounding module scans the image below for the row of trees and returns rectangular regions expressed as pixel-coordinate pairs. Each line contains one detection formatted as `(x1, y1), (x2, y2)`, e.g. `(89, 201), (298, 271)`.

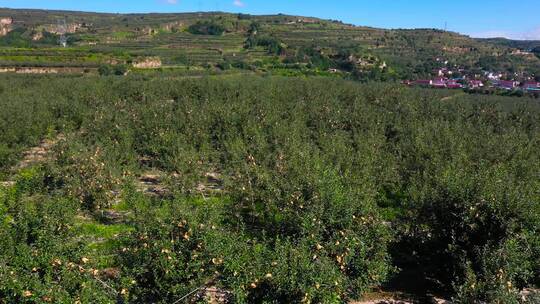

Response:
(0, 75), (539, 303)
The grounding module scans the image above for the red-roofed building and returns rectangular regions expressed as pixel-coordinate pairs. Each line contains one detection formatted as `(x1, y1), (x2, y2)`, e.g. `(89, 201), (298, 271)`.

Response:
(432, 78), (446, 88)
(496, 80), (518, 90)
(414, 80), (432, 86)
(446, 79), (463, 89)
(468, 80), (484, 88)
(522, 81), (540, 91)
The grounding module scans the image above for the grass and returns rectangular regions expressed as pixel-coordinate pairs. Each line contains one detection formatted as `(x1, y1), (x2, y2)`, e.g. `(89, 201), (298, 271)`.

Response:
(74, 220), (134, 268)
(76, 222), (134, 240)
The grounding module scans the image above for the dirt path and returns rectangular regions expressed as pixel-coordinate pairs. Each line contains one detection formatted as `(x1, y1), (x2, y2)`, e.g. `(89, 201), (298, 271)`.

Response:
(136, 171), (171, 197)
(440, 93), (464, 102)
(134, 169), (223, 198)
(351, 296), (450, 304)
(0, 133), (65, 187)
(15, 134), (65, 170)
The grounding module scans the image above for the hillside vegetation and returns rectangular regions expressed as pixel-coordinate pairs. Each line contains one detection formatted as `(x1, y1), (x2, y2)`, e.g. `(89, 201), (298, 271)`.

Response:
(0, 8), (539, 79)
(0, 74), (539, 303)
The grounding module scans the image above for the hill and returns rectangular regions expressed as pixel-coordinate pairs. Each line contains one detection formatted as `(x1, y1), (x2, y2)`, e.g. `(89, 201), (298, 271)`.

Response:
(480, 38), (540, 52)
(0, 8), (539, 80)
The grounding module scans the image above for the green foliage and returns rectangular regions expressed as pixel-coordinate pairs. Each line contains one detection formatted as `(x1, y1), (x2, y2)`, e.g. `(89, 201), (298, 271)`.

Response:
(0, 9), (539, 79)
(0, 78), (80, 171)
(453, 237), (537, 303)
(0, 28), (32, 48)
(98, 64), (128, 76)
(188, 20), (226, 36)
(113, 64), (128, 75)
(385, 92), (540, 301)
(35, 31), (59, 45)
(98, 64), (112, 76)
(116, 187), (388, 303)
(0, 170), (113, 303)
(170, 53), (190, 65)
(245, 35), (286, 55)
(237, 13), (252, 21)
(0, 75), (539, 302)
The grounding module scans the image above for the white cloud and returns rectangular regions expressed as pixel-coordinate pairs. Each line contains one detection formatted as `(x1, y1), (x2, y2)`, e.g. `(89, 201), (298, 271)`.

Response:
(233, 0), (245, 7)
(469, 30), (511, 39)
(166, 0), (178, 4)
(470, 27), (540, 40)
(520, 27), (540, 40)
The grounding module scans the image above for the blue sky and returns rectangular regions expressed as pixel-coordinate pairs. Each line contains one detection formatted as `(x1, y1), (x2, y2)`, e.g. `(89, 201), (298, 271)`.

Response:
(0, 0), (538, 39)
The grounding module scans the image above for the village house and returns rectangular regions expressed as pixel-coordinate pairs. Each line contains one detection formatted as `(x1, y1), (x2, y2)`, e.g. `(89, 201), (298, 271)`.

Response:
(522, 81), (540, 91)
(468, 80), (484, 88)
(495, 80), (519, 90)
(413, 79), (432, 86)
(408, 78), (464, 89)
(446, 79), (463, 89)
(434, 68), (453, 77)
(486, 72), (502, 81)
(432, 78), (447, 88)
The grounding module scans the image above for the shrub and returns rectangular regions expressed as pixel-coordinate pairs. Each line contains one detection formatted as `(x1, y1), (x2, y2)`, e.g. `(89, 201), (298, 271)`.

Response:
(226, 159), (393, 299)
(245, 35), (286, 55)
(98, 64), (112, 76)
(117, 162), (392, 303)
(0, 28), (32, 48)
(397, 146), (540, 301)
(113, 64), (128, 76)
(54, 140), (123, 211)
(0, 176), (114, 302)
(98, 64), (127, 76)
(188, 21), (226, 36)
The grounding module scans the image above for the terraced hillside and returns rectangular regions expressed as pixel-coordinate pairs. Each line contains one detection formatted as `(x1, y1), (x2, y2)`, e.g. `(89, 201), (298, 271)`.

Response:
(0, 8), (539, 79)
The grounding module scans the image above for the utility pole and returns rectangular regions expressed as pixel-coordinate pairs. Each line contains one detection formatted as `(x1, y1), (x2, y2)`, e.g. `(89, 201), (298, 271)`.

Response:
(57, 18), (67, 47)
